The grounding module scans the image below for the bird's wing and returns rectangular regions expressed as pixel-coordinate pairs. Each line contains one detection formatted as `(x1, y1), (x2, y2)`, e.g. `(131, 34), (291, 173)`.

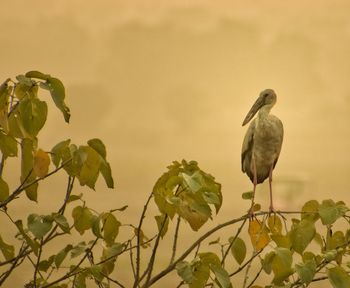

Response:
(273, 117), (284, 168)
(241, 119), (256, 172)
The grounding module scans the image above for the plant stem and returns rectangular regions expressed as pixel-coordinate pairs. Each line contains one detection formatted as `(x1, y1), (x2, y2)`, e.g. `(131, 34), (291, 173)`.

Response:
(133, 191), (153, 288)
(170, 216), (181, 264)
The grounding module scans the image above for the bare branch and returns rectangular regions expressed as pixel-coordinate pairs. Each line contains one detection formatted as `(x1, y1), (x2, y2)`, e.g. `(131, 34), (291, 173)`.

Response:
(170, 216), (181, 265)
(133, 191), (153, 288)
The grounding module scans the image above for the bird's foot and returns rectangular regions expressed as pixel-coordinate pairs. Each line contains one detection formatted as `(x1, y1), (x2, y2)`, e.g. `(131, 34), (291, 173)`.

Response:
(248, 205), (259, 221)
(268, 206), (286, 220)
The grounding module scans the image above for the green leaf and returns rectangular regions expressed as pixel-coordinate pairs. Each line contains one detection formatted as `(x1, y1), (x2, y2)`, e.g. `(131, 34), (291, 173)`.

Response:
(91, 215), (102, 238)
(0, 177), (9, 202)
(15, 220), (39, 255)
(242, 191), (254, 200)
(328, 266), (350, 288)
(318, 199), (349, 225)
(52, 213), (70, 233)
(16, 74), (34, 87)
(202, 191), (220, 205)
(21, 138), (38, 202)
(77, 146), (101, 189)
(0, 82), (9, 132)
(271, 248), (293, 285)
(46, 77), (70, 122)
(19, 98), (48, 136)
(182, 171), (203, 192)
(38, 255), (55, 272)
(51, 139), (71, 167)
(88, 138), (107, 159)
(210, 264), (232, 288)
(102, 213), (121, 246)
(27, 214), (53, 239)
(74, 272), (86, 288)
(89, 265), (104, 282)
(155, 214), (169, 239)
(0, 235), (15, 261)
(268, 215), (282, 235)
(289, 219), (315, 254)
(100, 160), (114, 188)
(301, 200), (320, 221)
(72, 206), (93, 235)
(229, 237), (246, 265)
(55, 244), (73, 268)
(101, 243), (124, 275)
(8, 105), (28, 139)
(67, 193), (82, 203)
(25, 70), (50, 81)
(271, 234), (291, 249)
(71, 242), (87, 258)
(261, 251), (275, 274)
(295, 259), (316, 285)
(0, 132), (18, 158)
(176, 261), (193, 283)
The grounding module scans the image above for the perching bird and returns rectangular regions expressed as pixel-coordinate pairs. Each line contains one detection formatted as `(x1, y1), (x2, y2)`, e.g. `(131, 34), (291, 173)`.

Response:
(241, 89), (283, 213)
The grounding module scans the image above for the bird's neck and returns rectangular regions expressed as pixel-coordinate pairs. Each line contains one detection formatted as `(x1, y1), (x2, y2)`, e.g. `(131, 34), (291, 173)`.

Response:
(258, 104), (273, 120)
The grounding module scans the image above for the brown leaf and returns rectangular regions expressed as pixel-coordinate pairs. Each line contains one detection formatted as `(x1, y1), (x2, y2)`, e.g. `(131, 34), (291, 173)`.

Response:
(248, 220), (270, 251)
(34, 149), (50, 178)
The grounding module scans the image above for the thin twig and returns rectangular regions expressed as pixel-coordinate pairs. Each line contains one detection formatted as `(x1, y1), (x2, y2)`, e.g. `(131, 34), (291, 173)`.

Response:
(0, 155), (5, 177)
(0, 159), (71, 208)
(133, 191), (153, 288)
(170, 216), (181, 264)
(144, 214), (169, 286)
(221, 217), (247, 266)
(129, 240), (137, 280)
(41, 237), (99, 288)
(242, 251), (254, 288)
(33, 240), (44, 287)
(144, 213), (250, 287)
(229, 249), (263, 277)
(246, 266), (263, 288)
(0, 243), (27, 285)
(101, 272), (126, 288)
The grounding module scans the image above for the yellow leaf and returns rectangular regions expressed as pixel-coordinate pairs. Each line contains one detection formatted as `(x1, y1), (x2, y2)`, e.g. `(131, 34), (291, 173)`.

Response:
(248, 220), (270, 251)
(34, 149), (50, 178)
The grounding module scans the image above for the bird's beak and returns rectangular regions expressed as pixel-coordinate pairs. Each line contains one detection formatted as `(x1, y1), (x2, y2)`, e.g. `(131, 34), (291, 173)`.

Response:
(242, 95), (265, 126)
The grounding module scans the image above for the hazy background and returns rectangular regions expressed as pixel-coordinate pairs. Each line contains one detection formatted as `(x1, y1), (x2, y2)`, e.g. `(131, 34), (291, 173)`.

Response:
(1, 1), (350, 287)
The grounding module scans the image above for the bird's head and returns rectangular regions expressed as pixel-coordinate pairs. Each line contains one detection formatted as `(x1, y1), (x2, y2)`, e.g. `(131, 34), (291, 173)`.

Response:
(242, 89), (277, 126)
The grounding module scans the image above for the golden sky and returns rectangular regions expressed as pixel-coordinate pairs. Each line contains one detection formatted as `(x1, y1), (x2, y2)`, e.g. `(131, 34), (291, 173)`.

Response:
(1, 1), (350, 287)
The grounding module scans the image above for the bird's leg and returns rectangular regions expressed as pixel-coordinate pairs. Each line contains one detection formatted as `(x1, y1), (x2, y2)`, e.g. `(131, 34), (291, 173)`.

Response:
(248, 157), (257, 219)
(268, 164), (274, 214)
(268, 165), (273, 211)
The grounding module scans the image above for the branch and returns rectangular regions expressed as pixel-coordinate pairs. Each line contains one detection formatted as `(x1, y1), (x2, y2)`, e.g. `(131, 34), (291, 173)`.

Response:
(33, 240), (44, 287)
(246, 266), (263, 288)
(0, 243), (27, 285)
(170, 216), (181, 265)
(133, 191), (153, 288)
(229, 249), (263, 277)
(0, 159), (71, 208)
(144, 213), (250, 287)
(41, 237), (99, 288)
(144, 214), (168, 286)
(221, 217), (247, 266)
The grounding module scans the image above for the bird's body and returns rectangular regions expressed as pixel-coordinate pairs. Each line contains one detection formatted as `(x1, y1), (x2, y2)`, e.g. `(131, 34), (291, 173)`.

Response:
(241, 89), (283, 212)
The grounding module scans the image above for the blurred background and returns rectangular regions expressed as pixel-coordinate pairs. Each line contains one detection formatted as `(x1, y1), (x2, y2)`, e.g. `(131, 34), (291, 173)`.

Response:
(1, 1), (350, 287)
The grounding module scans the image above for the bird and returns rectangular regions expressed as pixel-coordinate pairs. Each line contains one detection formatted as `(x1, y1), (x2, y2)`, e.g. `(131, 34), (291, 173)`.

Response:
(241, 89), (283, 214)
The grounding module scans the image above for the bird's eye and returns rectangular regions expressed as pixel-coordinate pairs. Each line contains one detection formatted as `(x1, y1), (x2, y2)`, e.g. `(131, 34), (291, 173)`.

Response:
(263, 93), (269, 98)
